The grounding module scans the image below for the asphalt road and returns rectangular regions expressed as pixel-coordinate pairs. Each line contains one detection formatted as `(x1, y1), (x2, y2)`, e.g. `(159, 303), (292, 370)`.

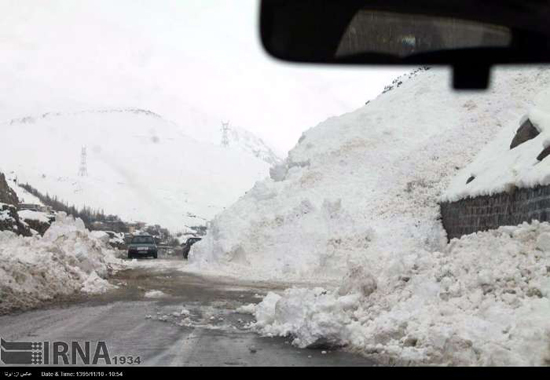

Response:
(0, 259), (375, 366)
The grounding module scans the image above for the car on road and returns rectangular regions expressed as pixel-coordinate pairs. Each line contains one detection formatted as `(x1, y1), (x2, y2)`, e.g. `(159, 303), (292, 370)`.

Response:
(182, 237), (202, 259)
(128, 235), (158, 259)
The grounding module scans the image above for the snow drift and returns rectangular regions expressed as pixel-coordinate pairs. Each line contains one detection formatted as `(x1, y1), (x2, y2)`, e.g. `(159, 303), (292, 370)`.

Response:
(252, 222), (550, 365)
(0, 213), (120, 314)
(190, 67), (550, 364)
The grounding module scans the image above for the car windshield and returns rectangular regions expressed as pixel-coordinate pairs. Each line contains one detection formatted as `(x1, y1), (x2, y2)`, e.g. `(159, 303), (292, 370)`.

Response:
(1, 0), (548, 371)
(131, 236), (154, 244)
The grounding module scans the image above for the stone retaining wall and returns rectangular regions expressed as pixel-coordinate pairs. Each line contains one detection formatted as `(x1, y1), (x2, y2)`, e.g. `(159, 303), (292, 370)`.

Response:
(440, 185), (550, 240)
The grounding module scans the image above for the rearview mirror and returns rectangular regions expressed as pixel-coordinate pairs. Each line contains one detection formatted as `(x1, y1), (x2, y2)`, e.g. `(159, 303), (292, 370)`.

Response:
(260, 0), (550, 89)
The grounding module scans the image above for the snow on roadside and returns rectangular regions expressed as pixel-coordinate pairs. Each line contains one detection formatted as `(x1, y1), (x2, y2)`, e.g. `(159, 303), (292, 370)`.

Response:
(253, 222), (550, 365)
(236, 303), (257, 315)
(0, 213), (122, 314)
(189, 67), (550, 365)
(144, 290), (168, 298)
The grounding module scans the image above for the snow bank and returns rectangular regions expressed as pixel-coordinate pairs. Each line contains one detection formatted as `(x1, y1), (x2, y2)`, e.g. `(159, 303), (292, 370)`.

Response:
(445, 86), (550, 201)
(189, 67), (550, 364)
(254, 221), (550, 365)
(90, 230), (125, 249)
(190, 67), (550, 282)
(144, 290), (168, 298)
(90, 230), (111, 244)
(0, 213), (121, 313)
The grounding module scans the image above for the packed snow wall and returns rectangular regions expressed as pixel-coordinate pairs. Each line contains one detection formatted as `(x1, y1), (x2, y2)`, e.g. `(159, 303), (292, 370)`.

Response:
(189, 67), (550, 365)
(190, 67), (550, 282)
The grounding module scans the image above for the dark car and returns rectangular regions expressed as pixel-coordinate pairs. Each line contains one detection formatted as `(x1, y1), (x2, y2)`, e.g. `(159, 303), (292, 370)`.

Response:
(128, 235), (158, 259)
(182, 237), (202, 259)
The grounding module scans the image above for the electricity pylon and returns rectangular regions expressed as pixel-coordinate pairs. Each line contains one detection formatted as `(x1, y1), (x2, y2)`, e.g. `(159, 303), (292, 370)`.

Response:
(78, 146), (88, 177)
(221, 121), (230, 147)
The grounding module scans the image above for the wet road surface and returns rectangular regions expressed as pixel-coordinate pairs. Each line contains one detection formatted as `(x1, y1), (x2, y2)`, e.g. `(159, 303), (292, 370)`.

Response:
(0, 258), (375, 366)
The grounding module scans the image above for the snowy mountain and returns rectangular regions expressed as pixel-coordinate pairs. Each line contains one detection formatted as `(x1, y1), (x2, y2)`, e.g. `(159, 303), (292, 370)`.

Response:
(225, 126), (282, 165)
(189, 67), (550, 365)
(0, 109), (273, 231)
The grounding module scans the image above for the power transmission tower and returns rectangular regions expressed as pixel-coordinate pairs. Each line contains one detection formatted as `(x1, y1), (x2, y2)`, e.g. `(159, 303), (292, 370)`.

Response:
(221, 121), (230, 147)
(78, 146), (88, 177)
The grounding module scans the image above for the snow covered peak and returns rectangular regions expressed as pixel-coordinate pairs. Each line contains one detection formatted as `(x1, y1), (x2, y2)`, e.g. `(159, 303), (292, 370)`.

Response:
(224, 126), (283, 165)
(6, 108), (163, 126)
(0, 108), (273, 231)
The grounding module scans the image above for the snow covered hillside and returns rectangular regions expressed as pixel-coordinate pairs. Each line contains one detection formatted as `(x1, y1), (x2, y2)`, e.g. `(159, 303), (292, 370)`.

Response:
(0, 109), (274, 231)
(190, 67), (550, 364)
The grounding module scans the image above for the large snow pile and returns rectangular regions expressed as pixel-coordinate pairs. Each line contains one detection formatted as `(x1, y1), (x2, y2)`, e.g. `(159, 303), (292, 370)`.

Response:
(90, 230), (126, 251)
(190, 67), (550, 281)
(445, 87), (550, 201)
(0, 109), (274, 231)
(189, 67), (550, 364)
(0, 213), (121, 314)
(253, 222), (550, 365)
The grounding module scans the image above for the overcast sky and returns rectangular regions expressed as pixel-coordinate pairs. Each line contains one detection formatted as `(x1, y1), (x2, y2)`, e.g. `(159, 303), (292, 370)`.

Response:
(0, 0), (407, 153)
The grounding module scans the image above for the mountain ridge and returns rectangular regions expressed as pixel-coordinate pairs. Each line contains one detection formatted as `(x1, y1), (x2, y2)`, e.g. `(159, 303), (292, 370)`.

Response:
(1, 108), (275, 231)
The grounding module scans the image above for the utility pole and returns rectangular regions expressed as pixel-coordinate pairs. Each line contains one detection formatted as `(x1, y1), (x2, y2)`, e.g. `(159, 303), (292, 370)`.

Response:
(221, 121), (230, 147)
(78, 146), (88, 177)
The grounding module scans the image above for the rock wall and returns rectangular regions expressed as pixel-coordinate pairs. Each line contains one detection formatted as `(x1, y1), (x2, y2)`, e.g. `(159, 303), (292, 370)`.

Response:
(0, 171), (31, 236)
(0, 172), (18, 205)
(19, 214), (55, 235)
(440, 185), (550, 240)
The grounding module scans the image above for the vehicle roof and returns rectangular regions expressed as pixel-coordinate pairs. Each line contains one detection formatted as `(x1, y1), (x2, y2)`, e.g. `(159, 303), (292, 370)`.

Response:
(132, 235), (155, 239)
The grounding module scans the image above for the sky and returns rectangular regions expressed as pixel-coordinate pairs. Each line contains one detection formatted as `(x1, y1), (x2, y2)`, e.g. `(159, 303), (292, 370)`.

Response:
(0, 0), (407, 154)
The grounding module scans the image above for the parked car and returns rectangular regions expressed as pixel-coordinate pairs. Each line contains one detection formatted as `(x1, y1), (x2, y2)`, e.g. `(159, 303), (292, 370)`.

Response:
(182, 237), (201, 259)
(127, 235), (158, 259)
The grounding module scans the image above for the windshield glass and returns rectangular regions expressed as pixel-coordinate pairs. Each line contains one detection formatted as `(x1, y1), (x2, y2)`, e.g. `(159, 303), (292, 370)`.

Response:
(131, 236), (155, 244)
(337, 10), (511, 58)
(0, 0), (547, 371)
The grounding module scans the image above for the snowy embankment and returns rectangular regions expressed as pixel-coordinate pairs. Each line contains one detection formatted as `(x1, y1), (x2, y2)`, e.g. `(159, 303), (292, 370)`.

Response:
(252, 222), (550, 365)
(190, 67), (550, 365)
(0, 213), (122, 314)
